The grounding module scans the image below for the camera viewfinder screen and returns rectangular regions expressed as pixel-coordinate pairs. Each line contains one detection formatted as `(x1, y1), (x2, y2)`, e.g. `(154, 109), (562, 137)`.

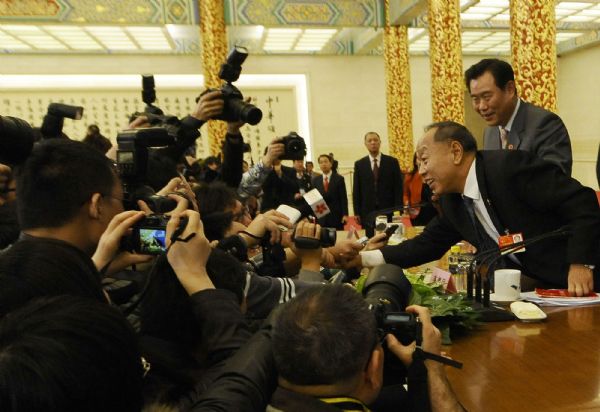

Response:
(117, 151), (134, 164)
(386, 314), (411, 322)
(139, 228), (166, 254)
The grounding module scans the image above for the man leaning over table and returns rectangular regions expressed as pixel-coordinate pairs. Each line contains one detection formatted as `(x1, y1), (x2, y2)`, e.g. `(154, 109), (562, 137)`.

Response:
(356, 121), (599, 297)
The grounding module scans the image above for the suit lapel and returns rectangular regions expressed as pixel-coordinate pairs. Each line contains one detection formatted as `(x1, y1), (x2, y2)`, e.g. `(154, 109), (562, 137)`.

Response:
(485, 127), (501, 150)
(475, 154), (506, 234)
(362, 157), (374, 184)
(443, 194), (479, 244)
(507, 101), (525, 150)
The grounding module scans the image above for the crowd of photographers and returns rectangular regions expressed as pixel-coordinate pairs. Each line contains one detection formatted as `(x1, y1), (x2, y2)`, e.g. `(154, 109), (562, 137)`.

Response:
(0, 49), (464, 412)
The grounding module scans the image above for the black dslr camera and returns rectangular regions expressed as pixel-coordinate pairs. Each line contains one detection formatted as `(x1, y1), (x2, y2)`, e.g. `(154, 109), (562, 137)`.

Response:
(362, 264), (419, 346)
(121, 214), (188, 255)
(41, 102), (84, 139)
(204, 46), (262, 126)
(279, 131), (307, 160)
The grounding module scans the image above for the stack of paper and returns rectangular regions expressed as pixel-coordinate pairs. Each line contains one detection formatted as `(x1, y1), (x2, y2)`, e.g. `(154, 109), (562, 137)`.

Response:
(520, 290), (600, 307)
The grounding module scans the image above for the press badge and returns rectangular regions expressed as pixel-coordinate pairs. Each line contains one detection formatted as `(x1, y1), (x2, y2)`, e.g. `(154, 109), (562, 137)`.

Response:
(498, 232), (525, 253)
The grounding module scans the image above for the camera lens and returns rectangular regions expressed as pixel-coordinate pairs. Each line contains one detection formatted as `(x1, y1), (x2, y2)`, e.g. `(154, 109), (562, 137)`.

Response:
(239, 103), (262, 125)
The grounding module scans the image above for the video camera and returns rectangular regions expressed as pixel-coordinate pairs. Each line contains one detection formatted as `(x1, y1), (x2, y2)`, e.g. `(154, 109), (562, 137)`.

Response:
(116, 127), (178, 212)
(116, 74), (207, 211)
(40, 102), (84, 139)
(203, 46), (262, 126)
(277, 131), (307, 161)
(362, 264), (419, 346)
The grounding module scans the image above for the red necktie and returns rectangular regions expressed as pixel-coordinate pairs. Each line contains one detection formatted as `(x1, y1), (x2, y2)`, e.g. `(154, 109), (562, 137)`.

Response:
(324, 175), (329, 192)
(373, 158), (379, 183)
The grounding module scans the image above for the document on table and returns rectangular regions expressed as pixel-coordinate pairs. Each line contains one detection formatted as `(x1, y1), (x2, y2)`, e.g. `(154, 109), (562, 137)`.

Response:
(521, 291), (600, 307)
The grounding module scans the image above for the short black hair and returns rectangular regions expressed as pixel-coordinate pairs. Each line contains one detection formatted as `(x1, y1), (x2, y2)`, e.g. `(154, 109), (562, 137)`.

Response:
(364, 131), (380, 141)
(272, 285), (377, 386)
(194, 181), (237, 216)
(317, 154), (333, 163)
(0, 296), (143, 412)
(425, 121), (478, 153)
(464, 58), (515, 93)
(16, 139), (116, 230)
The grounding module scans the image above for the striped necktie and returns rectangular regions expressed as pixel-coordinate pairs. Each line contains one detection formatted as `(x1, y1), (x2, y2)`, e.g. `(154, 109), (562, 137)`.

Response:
(499, 127), (509, 149)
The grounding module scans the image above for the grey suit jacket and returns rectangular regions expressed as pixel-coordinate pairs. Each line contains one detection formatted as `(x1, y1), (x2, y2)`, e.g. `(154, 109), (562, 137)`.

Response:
(483, 100), (572, 175)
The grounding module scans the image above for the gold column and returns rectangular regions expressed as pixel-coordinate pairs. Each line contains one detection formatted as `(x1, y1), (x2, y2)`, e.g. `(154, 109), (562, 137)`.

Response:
(199, 0), (228, 155)
(427, 0), (464, 124)
(383, 23), (413, 173)
(510, 0), (557, 112)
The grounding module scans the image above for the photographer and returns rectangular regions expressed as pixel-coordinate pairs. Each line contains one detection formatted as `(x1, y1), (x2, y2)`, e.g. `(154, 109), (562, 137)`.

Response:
(238, 138), (285, 201)
(259, 146), (299, 212)
(0, 115), (35, 248)
(125, 88), (246, 192)
(270, 285), (465, 412)
(0, 163), (18, 249)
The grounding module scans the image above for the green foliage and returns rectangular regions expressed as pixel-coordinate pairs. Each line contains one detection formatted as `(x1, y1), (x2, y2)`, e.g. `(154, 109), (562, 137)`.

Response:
(406, 271), (481, 344)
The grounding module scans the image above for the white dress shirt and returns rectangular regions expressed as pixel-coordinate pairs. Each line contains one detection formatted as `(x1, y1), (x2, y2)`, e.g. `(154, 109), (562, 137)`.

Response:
(360, 159), (517, 268)
(369, 153), (382, 171)
(498, 98), (521, 134)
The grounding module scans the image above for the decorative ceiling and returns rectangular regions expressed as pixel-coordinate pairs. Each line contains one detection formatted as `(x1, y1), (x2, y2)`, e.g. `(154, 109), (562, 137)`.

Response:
(0, 0), (599, 56)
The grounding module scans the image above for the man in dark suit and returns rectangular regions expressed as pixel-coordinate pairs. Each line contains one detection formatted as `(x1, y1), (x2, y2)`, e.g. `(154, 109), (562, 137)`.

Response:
(353, 132), (403, 236)
(359, 122), (599, 296)
(260, 157), (299, 212)
(292, 159), (313, 196)
(312, 154), (348, 230)
(465, 58), (572, 175)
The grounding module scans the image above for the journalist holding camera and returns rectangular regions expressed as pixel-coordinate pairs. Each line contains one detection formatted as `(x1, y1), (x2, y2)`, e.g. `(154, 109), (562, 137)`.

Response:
(269, 284), (465, 412)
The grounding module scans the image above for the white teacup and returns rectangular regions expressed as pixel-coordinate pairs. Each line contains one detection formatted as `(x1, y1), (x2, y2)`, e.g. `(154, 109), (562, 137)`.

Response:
(493, 269), (521, 301)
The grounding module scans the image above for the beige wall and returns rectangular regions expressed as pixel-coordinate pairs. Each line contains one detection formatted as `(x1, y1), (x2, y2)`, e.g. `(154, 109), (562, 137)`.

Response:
(1, 51), (597, 190)
(557, 50), (600, 190)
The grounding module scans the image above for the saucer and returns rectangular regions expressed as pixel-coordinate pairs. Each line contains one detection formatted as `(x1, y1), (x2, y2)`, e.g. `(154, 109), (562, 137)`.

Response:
(490, 293), (520, 303)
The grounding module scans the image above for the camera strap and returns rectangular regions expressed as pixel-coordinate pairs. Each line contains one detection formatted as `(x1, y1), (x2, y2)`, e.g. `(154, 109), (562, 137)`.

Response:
(414, 347), (463, 369)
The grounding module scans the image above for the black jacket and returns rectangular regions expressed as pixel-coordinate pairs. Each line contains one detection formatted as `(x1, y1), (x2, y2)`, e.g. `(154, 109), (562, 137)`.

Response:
(261, 165), (299, 212)
(353, 154), (403, 224)
(312, 173), (349, 230)
(381, 150), (600, 288)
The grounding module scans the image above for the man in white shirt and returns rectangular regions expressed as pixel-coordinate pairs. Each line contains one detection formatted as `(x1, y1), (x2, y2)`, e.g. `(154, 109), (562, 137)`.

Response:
(359, 121), (599, 296)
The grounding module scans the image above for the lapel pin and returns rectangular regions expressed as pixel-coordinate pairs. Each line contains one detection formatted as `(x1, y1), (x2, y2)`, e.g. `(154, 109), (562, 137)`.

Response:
(508, 144), (514, 150)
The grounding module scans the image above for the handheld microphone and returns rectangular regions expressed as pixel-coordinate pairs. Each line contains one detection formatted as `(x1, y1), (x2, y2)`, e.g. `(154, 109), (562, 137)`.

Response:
(364, 202), (431, 229)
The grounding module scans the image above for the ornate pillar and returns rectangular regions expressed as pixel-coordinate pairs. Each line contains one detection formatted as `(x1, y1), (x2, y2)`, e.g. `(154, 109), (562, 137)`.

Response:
(384, 0), (413, 172)
(427, 0), (464, 124)
(199, 0), (228, 155)
(510, 0), (557, 112)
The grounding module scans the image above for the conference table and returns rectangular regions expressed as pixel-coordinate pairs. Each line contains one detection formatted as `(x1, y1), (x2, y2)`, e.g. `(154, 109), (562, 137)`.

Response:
(443, 304), (600, 411)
